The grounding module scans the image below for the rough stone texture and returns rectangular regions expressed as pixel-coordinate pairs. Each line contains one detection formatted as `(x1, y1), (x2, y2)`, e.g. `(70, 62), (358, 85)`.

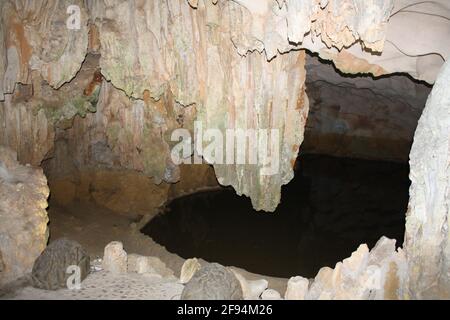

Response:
(305, 237), (406, 300)
(31, 238), (90, 290)
(0, 0), (449, 298)
(200, 49), (308, 211)
(231, 269), (268, 300)
(0, 53), (100, 167)
(0, 146), (49, 286)
(87, 0), (310, 211)
(180, 258), (201, 284)
(181, 263), (243, 300)
(127, 254), (174, 278)
(102, 241), (127, 274)
(261, 288), (282, 300)
(0, 0), (88, 99)
(0, 96), (54, 166)
(404, 60), (450, 299)
(303, 54), (430, 162)
(1, 0), (447, 212)
(47, 79), (193, 184)
(306, 1), (450, 83)
(285, 276), (309, 300)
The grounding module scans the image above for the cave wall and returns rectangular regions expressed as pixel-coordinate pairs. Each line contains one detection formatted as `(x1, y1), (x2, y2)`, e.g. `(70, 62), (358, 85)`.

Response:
(404, 60), (450, 299)
(1, 0), (447, 212)
(303, 54), (431, 162)
(0, 0), (449, 297)
(0, 147), (49, 286)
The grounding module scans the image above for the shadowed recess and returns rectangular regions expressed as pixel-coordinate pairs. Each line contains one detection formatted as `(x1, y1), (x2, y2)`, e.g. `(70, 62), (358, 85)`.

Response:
(143, 154), (409, 278)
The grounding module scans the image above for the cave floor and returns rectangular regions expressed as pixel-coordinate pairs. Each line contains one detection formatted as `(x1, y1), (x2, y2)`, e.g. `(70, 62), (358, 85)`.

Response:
(4, 201), (288, 299)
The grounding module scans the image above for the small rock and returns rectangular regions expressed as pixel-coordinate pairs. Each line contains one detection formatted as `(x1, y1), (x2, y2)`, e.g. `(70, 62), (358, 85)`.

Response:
(181, 263), (243, 300)
(231, 269), (268, 300)
(285, 276), (309, 300)
(127, 254), (174, 277)
(31, 238), (90, 290)
(102, 241), (127, 274)
(261, 289), (282, 300)
(180, 258), (201, 284)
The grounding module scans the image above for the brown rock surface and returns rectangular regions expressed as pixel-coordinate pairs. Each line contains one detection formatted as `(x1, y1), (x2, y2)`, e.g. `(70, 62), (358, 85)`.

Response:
(0, 146), (49, 286)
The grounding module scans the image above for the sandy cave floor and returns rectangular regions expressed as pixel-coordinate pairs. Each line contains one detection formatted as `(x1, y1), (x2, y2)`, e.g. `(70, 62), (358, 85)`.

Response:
(2, 201), (288, 300)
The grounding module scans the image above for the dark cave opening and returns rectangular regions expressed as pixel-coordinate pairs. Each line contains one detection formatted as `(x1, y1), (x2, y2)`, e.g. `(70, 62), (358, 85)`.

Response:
(142, 153), (409, 278)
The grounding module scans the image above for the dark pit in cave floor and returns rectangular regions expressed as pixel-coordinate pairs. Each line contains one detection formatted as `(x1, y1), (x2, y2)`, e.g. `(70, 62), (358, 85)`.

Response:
(142, 154), (409, 278)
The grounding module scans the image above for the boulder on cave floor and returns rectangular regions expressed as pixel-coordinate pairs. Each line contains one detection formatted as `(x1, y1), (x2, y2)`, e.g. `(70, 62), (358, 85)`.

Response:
(181, 263), (243, 300)
(31, 238), (90, 290)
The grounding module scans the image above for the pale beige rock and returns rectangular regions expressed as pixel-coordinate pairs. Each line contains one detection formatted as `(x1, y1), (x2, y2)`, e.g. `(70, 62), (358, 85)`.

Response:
(404, 59), (450, 299)
(0, 146), (49, 286)
(231, 269), (268, 300)
(285, 276), (309, 300)
(0, 0), (448, 299)
(0, 98), (54, 166)
(127, 254), (174, 278)
(127, 254), (140, 273)
(180, 258), (201, 284)
(261, 288), (282, 300)
(342, 244), (369, 278)
(102, 241), (127, 274)
(1, 0), (447, 212)
(307, 266), (334, 299)
(306, 237), (406, 300)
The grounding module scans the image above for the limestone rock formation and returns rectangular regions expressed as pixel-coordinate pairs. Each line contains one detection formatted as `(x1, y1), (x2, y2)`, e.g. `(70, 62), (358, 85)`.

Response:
(127, 254), (174, 278)
(87, 0), (310, 211)
(404, 60), (450, 299)
(0, 146), (49, 286)
(180, 258), (202, 284)
(305, 237), (406, 300)
(181, 263), (243, 300)
(102, 241), (127, 274)
(303, 54), (430, 162)
(0, 0), (88, 100)
(231, 269), (268, 300)
(31, 238), (90, 290)
(0, 0), (449, 299)
(285, 276), (310, 300)
(304, 1), (450, 83)
(1, 0), (448, 211)
(261, 288), (282, 300)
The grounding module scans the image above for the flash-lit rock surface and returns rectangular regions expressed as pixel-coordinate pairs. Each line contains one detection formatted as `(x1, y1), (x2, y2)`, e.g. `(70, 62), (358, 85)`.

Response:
(305, 237), (406, 300)
(0, 0), (88, 100)
(404, 60), (450, 299)
(0, 0), (449, 299)
(0, 146), (49, 286)
(1, 0), (447, 211)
